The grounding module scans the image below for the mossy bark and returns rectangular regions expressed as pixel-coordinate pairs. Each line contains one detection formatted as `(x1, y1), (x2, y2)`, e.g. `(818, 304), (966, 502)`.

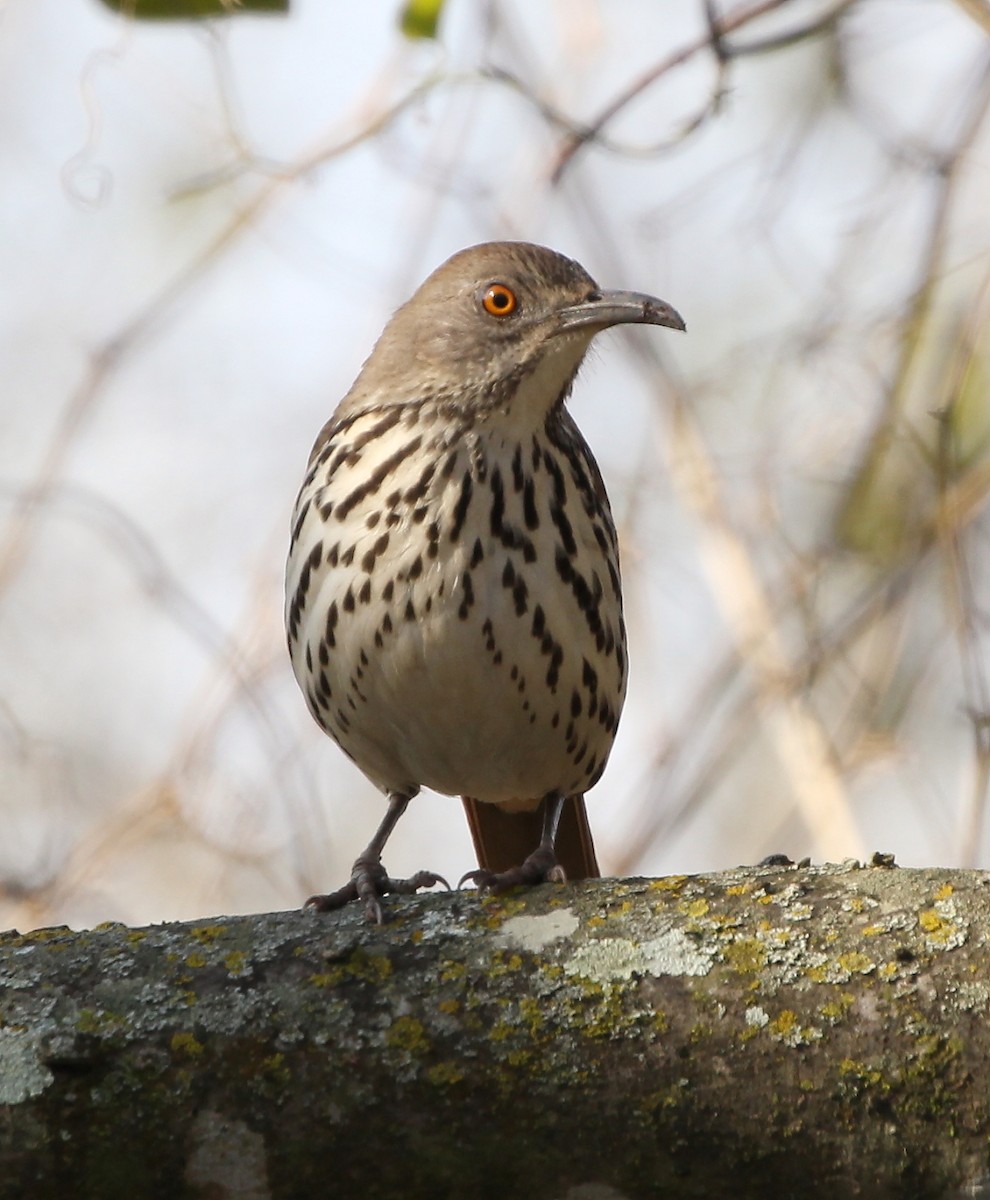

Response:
(2, 863), (989, 1198)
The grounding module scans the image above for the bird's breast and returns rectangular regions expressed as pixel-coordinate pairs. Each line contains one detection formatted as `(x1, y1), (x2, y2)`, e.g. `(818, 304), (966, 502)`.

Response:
(286, 403), (627, 804)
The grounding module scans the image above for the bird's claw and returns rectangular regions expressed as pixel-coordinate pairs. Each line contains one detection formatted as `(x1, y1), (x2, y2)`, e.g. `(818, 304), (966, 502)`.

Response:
(459, 846), (565, 894)
(306, 857), (448, 924)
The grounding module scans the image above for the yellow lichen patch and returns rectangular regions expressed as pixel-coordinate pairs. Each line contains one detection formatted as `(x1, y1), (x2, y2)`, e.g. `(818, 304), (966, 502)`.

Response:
(587, 915), (607, 928)
(223, 951), (248, 975)
(580, 988), (635, 1041)
(438, 998), (460, 1015)
(77, 1009), (125, 1034)
(15, 927), (72, 945)
(703, 912), (737, 930)
(506, 1048), (534, 1069)
(933, 883), (954, 901)
(487, 951), (524, 977)
(308, 949), (392, 988)
(725, 884), (751, 896)
(185, 952), (207, 969)
(862, 925), (885, 937)
(518, 997), (543, 1038)
(411, 929), (424, 945)
(426, 1061), (464, 1087)
(170, 1031), (204, 1059)
(190, 925), (228, 944)
(806, 964), (829, 983)
(836, 952), (874, 976)
(820, 993), (855, 1023)
(767, 1009), (820, 1046)
(839, 1058), (887, 1090)
(916, 905), (966, 949)
(844, 897), (866, 914)
(762, 927), (793, 949)
(352, 951), (393, 983)
(911, 1033), (963, 1074)
(125, 930), (147, 944)
(683, 898), (710, 919)
(770, 1010), (798, 1037)
(724, 937), (768, 974)
(649, 876), (687, 894)
(439, 960), (466, 983)
(386, 1016), (429, 1055)
(488, 1020), (515, 1042)
(481, 894), (528, 922)
(922, 906), (962, 945)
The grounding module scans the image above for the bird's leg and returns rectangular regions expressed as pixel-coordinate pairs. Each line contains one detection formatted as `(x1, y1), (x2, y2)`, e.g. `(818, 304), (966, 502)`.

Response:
(307, 790), (448, 924)
(460, 791), (569, 894)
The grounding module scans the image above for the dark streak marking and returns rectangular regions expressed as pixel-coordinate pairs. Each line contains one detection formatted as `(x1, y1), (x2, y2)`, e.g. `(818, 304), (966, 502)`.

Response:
(522, 478), (539, 530)
(458, 571), (475, 619)
(361, 532), (390, 573)
(451, 471), (473, 541)
(336, 434), (423, 520)
(511, 444), (524, 493)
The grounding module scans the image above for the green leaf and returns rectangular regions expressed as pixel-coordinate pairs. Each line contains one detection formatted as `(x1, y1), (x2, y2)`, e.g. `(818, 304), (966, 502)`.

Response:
(399, 0), (445, 39)
(95, 0), (288, 19)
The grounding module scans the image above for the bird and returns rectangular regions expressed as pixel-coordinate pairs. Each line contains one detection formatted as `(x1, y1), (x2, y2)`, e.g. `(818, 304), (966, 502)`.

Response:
(285, 241), (685, 922)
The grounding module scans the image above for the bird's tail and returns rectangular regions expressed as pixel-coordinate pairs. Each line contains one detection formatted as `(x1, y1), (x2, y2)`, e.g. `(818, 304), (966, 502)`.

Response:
(461, 794), (600, 880)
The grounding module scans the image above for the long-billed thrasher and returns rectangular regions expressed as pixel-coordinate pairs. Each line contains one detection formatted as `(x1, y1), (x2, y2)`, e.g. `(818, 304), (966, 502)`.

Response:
(285, 242), (685, 921)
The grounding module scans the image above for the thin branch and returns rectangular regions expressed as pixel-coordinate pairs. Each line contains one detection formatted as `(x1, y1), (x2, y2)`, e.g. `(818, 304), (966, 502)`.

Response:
(0, 72), (447, 604)
(550, 0), (857, 182)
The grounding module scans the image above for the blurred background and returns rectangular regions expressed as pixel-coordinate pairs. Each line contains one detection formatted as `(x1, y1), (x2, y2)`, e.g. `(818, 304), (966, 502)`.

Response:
(2, 0), (989, 930)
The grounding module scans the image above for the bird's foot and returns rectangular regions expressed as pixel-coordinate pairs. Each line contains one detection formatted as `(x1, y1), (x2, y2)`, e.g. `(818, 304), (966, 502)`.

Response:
(459, 846), (565, 895)
(306, 855), (449, 924)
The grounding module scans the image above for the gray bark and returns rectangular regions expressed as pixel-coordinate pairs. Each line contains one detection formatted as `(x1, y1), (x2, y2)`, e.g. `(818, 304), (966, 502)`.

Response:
(2, 862), (990, 1199)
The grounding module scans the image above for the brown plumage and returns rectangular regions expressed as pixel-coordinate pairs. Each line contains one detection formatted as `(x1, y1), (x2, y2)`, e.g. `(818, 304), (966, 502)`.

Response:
(285, 242), (684, 921)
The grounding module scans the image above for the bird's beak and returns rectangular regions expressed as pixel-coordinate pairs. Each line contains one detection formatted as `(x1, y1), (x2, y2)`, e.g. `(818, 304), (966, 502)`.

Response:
(555, 290), (686, 335)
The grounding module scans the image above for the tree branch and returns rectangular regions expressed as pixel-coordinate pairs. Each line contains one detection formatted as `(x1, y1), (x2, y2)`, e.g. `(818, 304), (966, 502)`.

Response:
(2, 863), (989, 1197)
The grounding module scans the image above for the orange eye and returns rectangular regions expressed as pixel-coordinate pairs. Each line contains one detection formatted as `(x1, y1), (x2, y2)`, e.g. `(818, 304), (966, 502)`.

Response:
(481, 283), (518, 317)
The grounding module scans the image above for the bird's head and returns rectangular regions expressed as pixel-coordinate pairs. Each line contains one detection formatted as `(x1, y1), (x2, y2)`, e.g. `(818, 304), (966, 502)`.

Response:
(341, 241), (685, 422)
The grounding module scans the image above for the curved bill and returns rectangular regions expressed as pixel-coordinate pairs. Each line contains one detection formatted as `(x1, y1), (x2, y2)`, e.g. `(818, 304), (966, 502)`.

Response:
(555, 289), (686, 334)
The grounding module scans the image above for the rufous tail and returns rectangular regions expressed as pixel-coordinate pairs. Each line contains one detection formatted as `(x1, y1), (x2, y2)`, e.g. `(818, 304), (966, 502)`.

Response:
(461, 795), (600, 880)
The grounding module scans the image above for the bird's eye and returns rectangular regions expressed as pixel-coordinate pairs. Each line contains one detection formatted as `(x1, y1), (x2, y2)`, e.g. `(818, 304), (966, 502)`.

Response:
(481, 283), (518, 317)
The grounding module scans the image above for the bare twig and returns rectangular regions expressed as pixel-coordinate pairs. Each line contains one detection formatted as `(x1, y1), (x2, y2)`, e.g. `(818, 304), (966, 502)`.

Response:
(550, 0), (858, 182)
